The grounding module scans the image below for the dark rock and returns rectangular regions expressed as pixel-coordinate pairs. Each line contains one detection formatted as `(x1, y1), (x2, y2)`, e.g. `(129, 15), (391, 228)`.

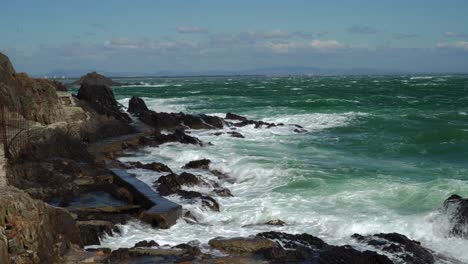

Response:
(128, 161), (172, 173)
(443, 195), (468, 238)
(265, 219), (287, 226)
(213, 188), (233, 197)
(227, 131), (245, 138)
(184, 211), (199, 223)
(155, 172), (204, 196)
(77, 220), (114, 246)
(150, 129), (202, 146)
(134, 240), (159, 248)
(183, 159), (211, 170)
(256, 231), (393, 263)
(77, 83), (131, 123)
(128, 96), (149, 115)
(209, 236), (276, 253)
(71, 71), (122, 87)
(225, 112), (248, 121)
(213, 132), (223, 136)
(352, 232), (435, 264)
(127, 96), (225, 130)
(177, 190), (220, 212)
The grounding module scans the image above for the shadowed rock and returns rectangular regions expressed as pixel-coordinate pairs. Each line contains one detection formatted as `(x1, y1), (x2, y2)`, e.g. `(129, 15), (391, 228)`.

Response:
(182, 159), (211, 170)
(128, 96), (149, 115)
(134, 240), (159, 248)
(443, 194), (468, 238)
(77, 83), (131, 123)
(225, 112), (248, 121)
(128, 161), (172, 173)
(352, 232), (435, 264)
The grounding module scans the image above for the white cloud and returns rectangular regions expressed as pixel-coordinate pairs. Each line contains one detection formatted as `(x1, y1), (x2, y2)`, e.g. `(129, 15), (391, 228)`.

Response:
(176, 26), (207, 34)
(444, 31), (468, 38)
(436, 41), (468, 51)
(263, 40), (346, 53)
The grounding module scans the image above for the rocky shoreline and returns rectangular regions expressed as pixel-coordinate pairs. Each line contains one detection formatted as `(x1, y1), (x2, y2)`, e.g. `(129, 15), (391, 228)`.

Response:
(1, 52), (468, 263)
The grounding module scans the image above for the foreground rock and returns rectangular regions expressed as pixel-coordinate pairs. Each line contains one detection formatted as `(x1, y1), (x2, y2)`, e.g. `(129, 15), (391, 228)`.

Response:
(0, 187), (82, 264)
(352, 233), (435, 264)
(209, 231), (392, 263)
(443, 194), (468, 238)
(70, 71), (122, 87)
(183, 159), (211, 170)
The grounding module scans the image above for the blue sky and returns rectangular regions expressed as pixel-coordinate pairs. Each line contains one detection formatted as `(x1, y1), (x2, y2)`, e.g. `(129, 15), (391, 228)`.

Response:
(1, 0), (468, 75)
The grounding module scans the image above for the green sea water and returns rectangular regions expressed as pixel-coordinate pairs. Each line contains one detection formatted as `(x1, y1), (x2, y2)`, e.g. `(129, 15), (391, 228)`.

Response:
(99, 75), (468, 262)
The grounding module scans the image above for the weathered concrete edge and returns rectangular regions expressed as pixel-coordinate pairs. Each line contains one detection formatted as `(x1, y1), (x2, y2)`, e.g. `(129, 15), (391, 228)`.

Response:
(110, 168), (182, 229)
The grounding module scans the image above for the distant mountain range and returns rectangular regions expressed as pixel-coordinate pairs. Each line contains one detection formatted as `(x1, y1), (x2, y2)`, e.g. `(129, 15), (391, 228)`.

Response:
(39, 66), (421, 78)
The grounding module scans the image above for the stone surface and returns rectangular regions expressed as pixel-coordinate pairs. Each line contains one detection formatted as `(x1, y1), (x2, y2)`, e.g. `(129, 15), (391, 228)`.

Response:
(77, 220), (114, 246)
(111, 169), (182, 228)
(209, 236), (276, 253)
(128, 161), (172, 173)
(182, 159), (211, 170)
(443, 194), (468, 238)
(77, 83), (131, 123)
(352, 232), (435, 264)
(127, 96), (149, 115)
(0, 187), (82, 264)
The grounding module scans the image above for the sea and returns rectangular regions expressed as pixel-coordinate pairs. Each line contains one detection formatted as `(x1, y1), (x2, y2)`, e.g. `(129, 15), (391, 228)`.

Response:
(87, 75), (468, 263)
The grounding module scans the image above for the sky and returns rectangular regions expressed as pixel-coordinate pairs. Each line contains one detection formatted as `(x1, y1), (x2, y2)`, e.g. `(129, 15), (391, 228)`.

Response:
(1, 0), (468, 76)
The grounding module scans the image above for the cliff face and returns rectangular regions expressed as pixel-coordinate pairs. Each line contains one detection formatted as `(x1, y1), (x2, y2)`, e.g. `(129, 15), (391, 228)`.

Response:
(0, 52), (63, 125)
(0, 187), (82, 264)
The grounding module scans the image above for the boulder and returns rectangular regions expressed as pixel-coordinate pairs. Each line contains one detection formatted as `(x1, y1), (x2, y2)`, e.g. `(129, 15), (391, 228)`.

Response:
(177, 190), (220, 212)
(128, 161), (172, 173)
(128, 96), (149, 115)
(225, 112), (248, 121)
(149, 129), (202, 146)
(77, 83), (131, 123)
(134, 240), (159, 248)
(227, 131), (245, 138)
(70, 71), (122, 87)
(208, 236), (276, 253)
(352, 232), (435, 264)
(0, 187), (82, 264)
(155, 172), (204, 196)
(77, 220), (115, 246)
(182, 159), (211, 170)
(443, 194), (468, 238)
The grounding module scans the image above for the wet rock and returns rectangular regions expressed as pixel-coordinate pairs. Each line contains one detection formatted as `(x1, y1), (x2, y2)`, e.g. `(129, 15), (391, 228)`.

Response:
(213, 188), (233, 197)
(150, 129), (202, 146)
(184, 211), (199, 223)
(134, 240), (159, 248)
(183, 159), (211, 170)
(77, 83), (131, 123)
(294, 128), (307, 133)
(352, 232), (435, 264)
(227, 131), (245, 138)
(265, 219), (287, 226)
(106, 245), (204, 263)
(443, 194), (468, 238)
(177, 190), (220, 212)
(128, 161), (173, 173)
(225, 112), (248, 121)
(128, 96), (225, 130)
(155, 172), (204, 196)
(209, 236), (276, 253)
(257, 231), (393, 263)
(77, 220), (114, 246)
(213, 132), (223, 136)
(127, 96), (149, 115)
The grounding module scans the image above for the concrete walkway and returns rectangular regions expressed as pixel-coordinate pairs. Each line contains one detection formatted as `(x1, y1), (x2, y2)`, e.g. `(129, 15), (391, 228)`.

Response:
(0, 144), (7, 187)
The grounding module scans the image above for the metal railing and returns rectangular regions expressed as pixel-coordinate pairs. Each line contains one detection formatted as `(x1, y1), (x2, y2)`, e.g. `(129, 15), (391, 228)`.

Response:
(0, 102), (30, 160)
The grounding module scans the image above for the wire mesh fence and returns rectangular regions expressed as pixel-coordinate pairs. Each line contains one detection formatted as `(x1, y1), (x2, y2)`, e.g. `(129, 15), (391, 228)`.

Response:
(0, 102), (31, 160)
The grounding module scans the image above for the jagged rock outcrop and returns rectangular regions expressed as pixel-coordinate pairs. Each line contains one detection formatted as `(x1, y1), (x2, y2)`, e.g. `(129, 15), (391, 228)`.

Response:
(128, 96), (224, 130)
(77, 83), (131, 123)
(183, 159), (211, 170)
(352, 233), (435, 264)
(0, 52), (63, 125)
(0, 187), (82, 264)
(209, 232), (392, 263)
(70, 71), (122, 87)
(443, 194), (468, 238)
